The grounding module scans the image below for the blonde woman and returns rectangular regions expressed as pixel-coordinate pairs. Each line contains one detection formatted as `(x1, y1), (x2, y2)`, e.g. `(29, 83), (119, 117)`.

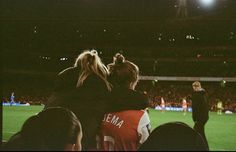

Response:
(46, 50), (111, 150)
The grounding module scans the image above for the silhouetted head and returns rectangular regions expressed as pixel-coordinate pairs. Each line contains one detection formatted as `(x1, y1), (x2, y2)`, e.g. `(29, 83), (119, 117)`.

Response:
(139, 122), (208, 151)
(6, 107), (82, 151)
(107, 53), (139, 90)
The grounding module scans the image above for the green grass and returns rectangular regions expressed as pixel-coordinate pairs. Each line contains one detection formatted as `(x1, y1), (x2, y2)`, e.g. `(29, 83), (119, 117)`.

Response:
(148, 109), (236, 151)
(3, 106), (44, 141)
(3, 106), (236, 151)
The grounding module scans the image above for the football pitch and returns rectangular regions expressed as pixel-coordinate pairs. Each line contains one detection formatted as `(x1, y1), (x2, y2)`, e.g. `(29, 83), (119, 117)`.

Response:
(3, 106), (236, 151)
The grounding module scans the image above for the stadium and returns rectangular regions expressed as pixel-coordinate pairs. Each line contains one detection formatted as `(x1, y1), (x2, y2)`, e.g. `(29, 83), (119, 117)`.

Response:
(1, 0), (236, 151)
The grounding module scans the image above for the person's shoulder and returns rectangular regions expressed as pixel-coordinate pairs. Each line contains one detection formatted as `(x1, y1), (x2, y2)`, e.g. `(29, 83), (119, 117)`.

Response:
(56, 67), (81, 82)
(107, 88), (149, 112)
(83, 74), (106, 86)
(109, 88), (145, 100)
(86, 73), (102, 80)
(199, 89), (206, 94)
(130, 89), (149, 103)
(193, 89), (206, 94)
(58, 67), (79, 76)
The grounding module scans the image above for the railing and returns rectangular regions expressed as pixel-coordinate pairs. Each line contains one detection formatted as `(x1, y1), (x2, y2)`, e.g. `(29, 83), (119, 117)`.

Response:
(139, 76), (236, 82)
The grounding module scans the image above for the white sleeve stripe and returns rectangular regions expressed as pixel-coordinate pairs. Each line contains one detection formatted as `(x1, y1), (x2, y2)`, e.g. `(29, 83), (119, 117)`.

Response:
(137, 111), (151, 144)
(137, 111), (150, 133)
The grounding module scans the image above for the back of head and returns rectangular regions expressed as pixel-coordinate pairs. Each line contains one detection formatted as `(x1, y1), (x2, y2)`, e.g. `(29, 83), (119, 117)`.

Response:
(139, 122), (208, 151)
(6, 107), (82, 151)
(74, 50), (110, 90)
(108, 53), (139, 89)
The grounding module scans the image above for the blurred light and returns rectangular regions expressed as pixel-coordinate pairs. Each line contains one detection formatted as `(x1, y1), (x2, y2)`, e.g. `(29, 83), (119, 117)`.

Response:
(186, 35), (195, 40)
(41, 56), (50, 60)
(221, 80), (226, 87)
(174, 5), (178, 8)
(103, 29), (106, 32)
(158, 37), (162, 41)
(60, 57), (68, 61)
(34, 30), (37, 33)
(199, 0), (215, 7)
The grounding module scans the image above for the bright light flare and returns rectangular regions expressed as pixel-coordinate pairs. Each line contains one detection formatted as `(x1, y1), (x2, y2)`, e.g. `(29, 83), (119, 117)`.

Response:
(199, 0), (215, 6)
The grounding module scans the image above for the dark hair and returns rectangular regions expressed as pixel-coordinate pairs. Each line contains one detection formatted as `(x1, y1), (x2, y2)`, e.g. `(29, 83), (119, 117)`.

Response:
(5, 107), (82, 151)
(107, 53), (139, 88)
(139, 122), (208, 151)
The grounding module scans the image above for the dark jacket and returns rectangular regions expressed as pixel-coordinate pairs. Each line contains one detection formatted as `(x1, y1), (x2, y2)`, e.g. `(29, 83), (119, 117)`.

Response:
(192, 89), (209, 124)
(45, 67), (110, 150)
(106, 86), (149, 112)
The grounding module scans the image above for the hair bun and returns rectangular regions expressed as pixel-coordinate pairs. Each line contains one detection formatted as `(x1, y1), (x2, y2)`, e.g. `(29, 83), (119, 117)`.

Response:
(114, 53), (125, 64)
(91, 49), (98, 55)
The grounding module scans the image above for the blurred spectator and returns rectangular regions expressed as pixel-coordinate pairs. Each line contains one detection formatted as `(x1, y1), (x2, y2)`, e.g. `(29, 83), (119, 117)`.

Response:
(138, 122), (208, 151)
(3, 107), (82, 151)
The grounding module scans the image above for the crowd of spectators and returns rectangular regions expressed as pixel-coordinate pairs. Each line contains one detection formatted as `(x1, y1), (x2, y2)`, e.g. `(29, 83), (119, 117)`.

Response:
(137, 81), (236, 113)
(2, 80), (236, 112)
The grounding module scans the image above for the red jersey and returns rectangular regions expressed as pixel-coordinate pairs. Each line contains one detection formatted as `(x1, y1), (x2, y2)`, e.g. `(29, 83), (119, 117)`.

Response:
(97, 110), (150, 151)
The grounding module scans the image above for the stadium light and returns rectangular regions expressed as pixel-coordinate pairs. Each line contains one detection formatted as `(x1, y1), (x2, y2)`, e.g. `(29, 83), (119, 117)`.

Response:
(199, 0), (215, 7)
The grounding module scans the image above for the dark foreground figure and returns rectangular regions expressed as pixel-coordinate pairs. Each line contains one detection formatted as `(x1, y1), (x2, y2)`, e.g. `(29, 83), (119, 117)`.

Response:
(139, 122), (209, 151)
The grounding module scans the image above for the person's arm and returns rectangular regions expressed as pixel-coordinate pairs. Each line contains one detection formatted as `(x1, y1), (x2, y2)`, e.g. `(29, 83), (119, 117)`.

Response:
(192, 93), (200, 122)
